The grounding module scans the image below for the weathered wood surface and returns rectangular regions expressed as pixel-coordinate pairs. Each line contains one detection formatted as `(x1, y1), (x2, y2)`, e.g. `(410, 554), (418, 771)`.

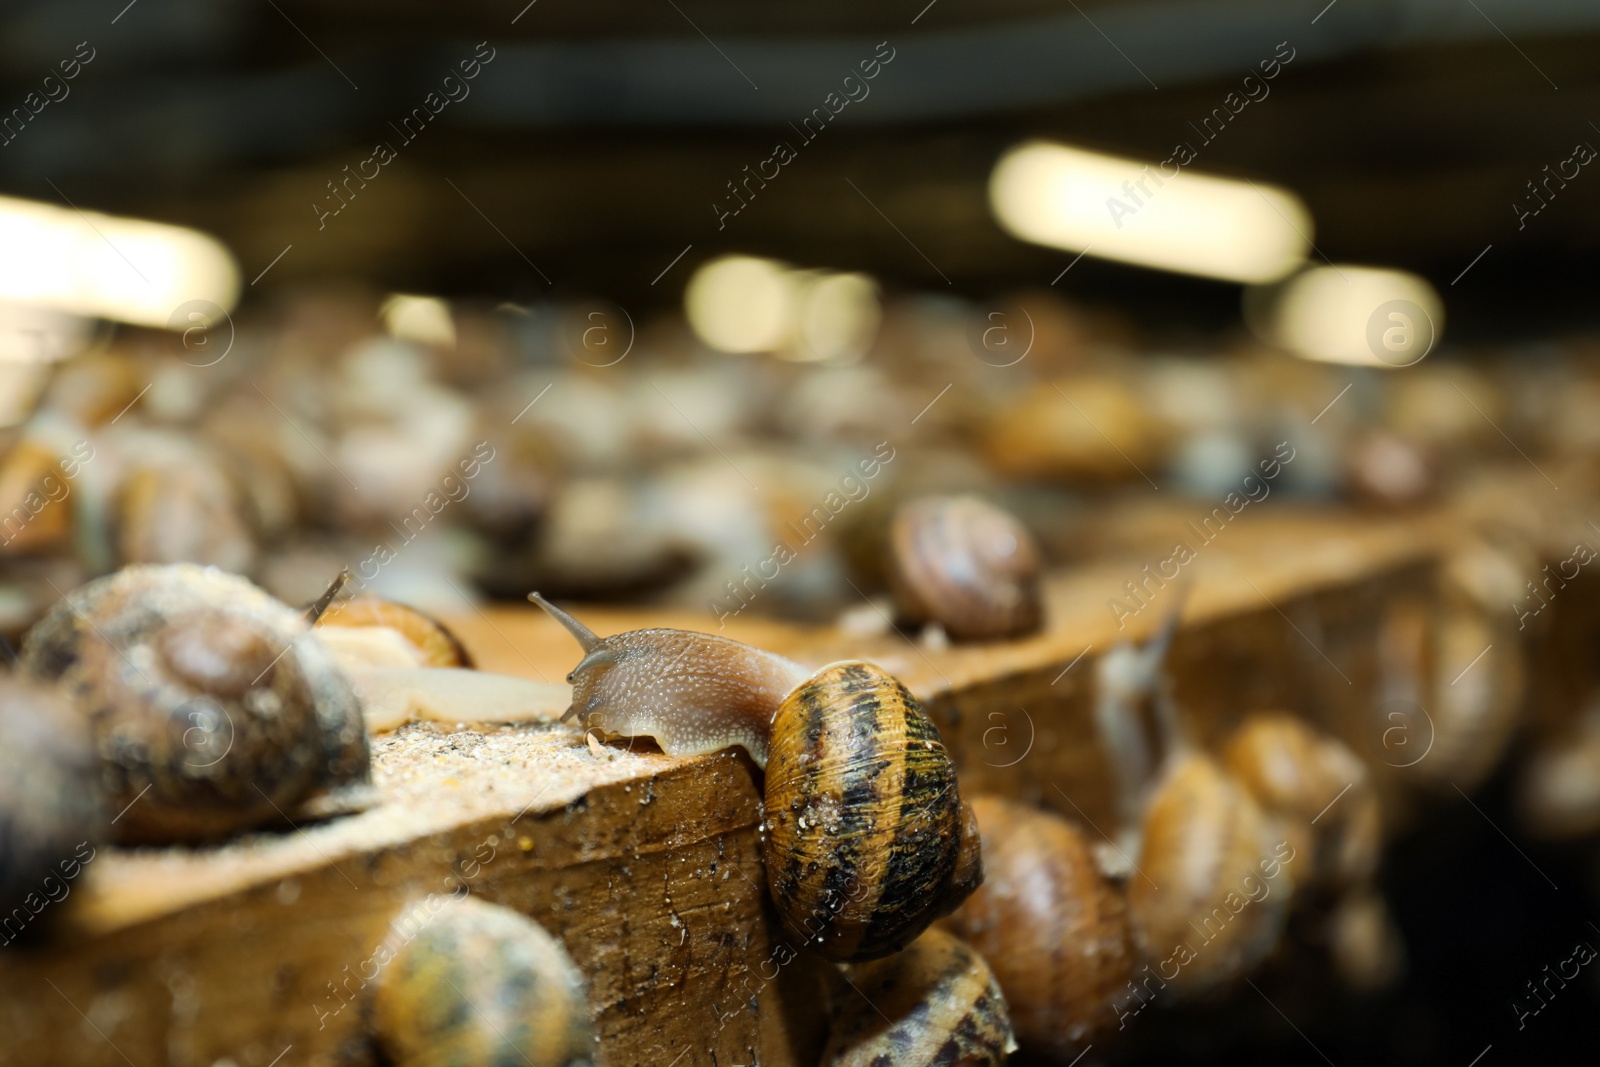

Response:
(0, 500), (1575, 1067)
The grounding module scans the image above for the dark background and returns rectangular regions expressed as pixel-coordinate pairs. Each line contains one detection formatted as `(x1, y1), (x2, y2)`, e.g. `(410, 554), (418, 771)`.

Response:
(5, 3), (1600, 1063)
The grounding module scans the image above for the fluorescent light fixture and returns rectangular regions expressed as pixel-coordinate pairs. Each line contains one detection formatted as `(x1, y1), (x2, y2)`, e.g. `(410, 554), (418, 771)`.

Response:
(381, 293), (456, 348)
(989, 141), (1311, 283)
(1252, 265), (1444, 367)
(685, 254), (799, 354)
(0, 195), (238, 329)
(792, 271), (880, 363)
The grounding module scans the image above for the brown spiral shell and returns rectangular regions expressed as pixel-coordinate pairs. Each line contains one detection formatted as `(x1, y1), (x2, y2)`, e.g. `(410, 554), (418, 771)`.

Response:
(765, 661), (982, 962)
(944, 795), (1131, 1058)
(1223, 714), (1381, 893)
(115, 455), (257, 575)
(1127, 753), (1294, 998)
(888, 495), (1043, 642)
(19, 564), (371, 845)
(371, 896), (595, 1067)
(314, 596), (474, 668)
(823, 926), (1016, 1067)
(0, 680), (102, 935)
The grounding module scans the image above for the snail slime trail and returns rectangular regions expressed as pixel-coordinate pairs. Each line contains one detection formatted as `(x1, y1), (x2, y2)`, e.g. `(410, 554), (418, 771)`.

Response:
(710, 440), (895, 628)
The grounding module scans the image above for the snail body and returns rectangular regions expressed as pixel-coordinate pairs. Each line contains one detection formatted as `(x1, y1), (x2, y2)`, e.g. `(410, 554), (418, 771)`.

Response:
(944, 795), (1131, 1058)
(0, 680), (102, 936)
(823, 926), (1015, 1067)
(532, 594), (981, 962)
(371, 896), (595, 1067)
(888, 495), (1043, 641)
(20, 564), (371, 844)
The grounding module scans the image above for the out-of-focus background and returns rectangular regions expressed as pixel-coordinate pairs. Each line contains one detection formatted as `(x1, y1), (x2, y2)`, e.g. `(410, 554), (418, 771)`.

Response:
(3, 2), (1600, 1064)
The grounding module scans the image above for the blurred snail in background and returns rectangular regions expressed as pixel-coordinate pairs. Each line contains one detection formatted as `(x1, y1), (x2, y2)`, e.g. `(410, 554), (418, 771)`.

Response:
(887, 494), (1044, 642)
(823, 926), (1015, 1067)
(1517, 694), (1600, 839)
(1094, 611), (1294, 999)
(19, 564), (371, 844)
(308, 574), (567, 732)
(531, 593), (982, 962)
(0, 679), (102, 937)
(943, 794), (1131, 1059)
(371, 896), (595, 1067)
(1377, 545), (1524, 794)
(1224, 713), (1381, 893)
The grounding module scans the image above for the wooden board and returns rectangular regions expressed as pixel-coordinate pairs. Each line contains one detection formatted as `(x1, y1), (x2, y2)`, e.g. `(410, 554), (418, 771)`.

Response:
(0, 502), (1568, 1067)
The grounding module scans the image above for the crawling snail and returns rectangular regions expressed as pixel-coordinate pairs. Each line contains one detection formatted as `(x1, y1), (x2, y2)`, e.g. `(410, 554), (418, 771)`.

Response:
(1094, 613), (1293, 998)
(943, 794), (1131, 1058)
(307, 573), (567, 732)
(19, 564), (372, 844)
(887, 495), (1043, 642)
(823, 926), (1015, 1067)
(530, 593), (982, 962)
(371, 896), (595, 1067)
(1224, 713), (1382, 893)
(0, 679), (102, 933)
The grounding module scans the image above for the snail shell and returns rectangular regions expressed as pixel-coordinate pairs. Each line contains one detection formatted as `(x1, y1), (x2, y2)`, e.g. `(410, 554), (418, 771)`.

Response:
(314, 596), (474, 669)
(943, 795), (1131, 1057)
(19, 564), (371, 844)
(1223, 714), (1381, 892)
(1127, 753), (1293, 998)
(532, 596), (981, 962)
(0, 679), (102, 934)
(371, 896), (595, 1067)
(888, 495), (1043, 641)
(1324, 887), (1405, 992)
(823, 926), (1016, 1067)
(766, 661), (982, 962)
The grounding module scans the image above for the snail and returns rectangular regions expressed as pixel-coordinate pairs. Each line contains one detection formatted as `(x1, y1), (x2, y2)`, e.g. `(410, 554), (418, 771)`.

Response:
(1223, 713), (1381, 893)
(942, 794), (1131, 1058)
(1093, 612), (1294, 998)
(371, 895), (595, 1067)
(1377, 588), (1522, 793)
(887, 495), (1044, 642)
(1323, 886), (1405, 992)
(306, 575), (567, 733)
(18, 564), (372, 844)
(530, 592), (982, 962)
(114, 455), (257, 574)
(822, 926), (1016, 1067)
(0, 679), (102, 939)
(1516, 694), (1600, 839)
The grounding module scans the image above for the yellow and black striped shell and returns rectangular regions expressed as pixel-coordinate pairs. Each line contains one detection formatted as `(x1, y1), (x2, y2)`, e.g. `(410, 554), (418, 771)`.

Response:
(823, 926), (1015, 1067)
(764, 660), (982, 963)
(888, 495), (1043, 642)
(19, 564), (370, 845)
(0, 680), (102, 937)
(371, 896), (595, 1067)
(1127, 753), (1294, 998)
(944, 795), (1131, 1058)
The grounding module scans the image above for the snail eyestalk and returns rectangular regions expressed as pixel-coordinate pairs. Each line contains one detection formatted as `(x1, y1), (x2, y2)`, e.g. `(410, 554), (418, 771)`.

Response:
(305, 567), (352, 626)
(529, 592), (601, 653)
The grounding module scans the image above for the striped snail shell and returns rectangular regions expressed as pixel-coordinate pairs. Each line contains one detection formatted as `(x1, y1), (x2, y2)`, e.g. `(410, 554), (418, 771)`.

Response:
(19, 564), (371, 845)
(888, 495), (1043, 641)
(1127, 752), (1294, 998)
(943, 795), (1131, 1058)
(1224, 713), (1382, 893)
(532, 594), (982, 962)
(371, 896), (595, 1067)
(823, 926), (1015, 1067)
(0, 679), (102, 936)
